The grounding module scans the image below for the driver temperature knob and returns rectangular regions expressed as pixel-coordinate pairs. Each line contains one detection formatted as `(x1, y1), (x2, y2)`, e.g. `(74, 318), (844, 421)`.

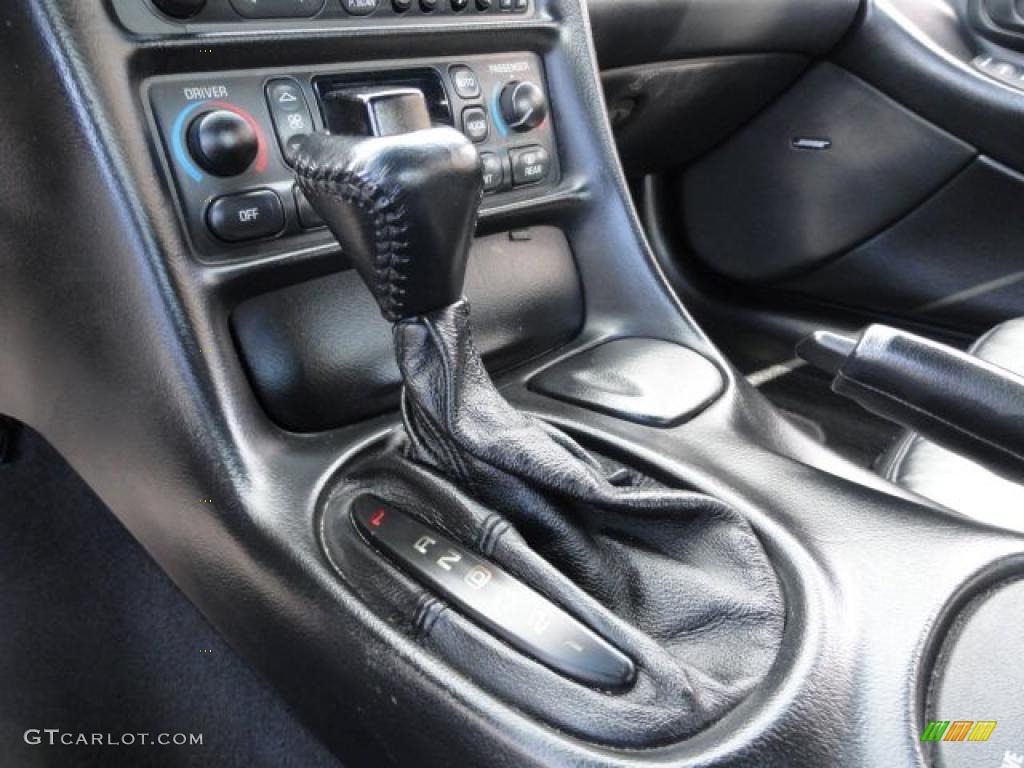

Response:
(187, 109), (258, 177)
(499, 80), (547, 133)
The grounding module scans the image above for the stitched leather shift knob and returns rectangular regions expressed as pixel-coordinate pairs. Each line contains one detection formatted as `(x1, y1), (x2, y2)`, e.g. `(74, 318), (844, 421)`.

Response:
(294, 127), (483, 322)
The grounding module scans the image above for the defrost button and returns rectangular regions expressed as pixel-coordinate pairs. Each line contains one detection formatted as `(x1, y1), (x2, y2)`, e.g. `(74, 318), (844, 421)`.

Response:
(479, 151), (505, 193)
(266, 79), (315, 167)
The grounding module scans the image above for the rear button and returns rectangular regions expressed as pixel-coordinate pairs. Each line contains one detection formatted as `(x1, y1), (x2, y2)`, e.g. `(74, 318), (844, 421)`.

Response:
(342, 0), (378, 14)
(510, 145), (550, 186)
(207, 190), (284, 243)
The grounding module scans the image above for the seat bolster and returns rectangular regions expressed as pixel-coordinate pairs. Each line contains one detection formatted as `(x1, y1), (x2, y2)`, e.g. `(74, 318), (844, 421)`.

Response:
(880, 318), (1024, 529)
(970, 317), (1024, 374)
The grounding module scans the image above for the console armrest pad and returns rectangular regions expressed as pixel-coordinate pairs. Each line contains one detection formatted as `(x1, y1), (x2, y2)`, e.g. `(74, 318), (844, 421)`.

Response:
(529, 338), (724, 427)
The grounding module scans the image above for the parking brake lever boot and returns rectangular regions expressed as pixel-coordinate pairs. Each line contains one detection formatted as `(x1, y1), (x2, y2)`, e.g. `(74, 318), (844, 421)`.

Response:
(798, 324), (1024, 483)
(295, 112), (783, 744)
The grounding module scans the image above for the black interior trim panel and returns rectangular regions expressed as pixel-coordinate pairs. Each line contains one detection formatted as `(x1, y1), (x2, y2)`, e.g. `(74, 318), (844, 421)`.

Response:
(682, 62), (976, 283)
(232, 226), (582, 430)
(836, 0), (1024, 175)
(586, 0), (861, 69)
(3, 0), (1024, 766)
(602, 54), (809, 177)
(788, 156), (1024, 332)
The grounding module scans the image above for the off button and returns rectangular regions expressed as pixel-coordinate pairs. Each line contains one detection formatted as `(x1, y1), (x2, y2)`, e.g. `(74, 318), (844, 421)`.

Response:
(207, 189), (285, 243)
(510, 145), (550, 187)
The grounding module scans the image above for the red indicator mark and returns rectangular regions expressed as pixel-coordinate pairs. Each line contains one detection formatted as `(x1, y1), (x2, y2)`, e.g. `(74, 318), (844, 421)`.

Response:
(369, 509), (387, 528)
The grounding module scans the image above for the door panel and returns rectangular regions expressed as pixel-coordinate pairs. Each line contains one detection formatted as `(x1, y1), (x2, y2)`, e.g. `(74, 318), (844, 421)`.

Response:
(603, 55), (808, 177)
(788, 156), (1024, 330)
(586, 0), (860, 69)
(590, 0), (860, 181)
(641, 0), (1024, 336)
(681, 62), (975, 283)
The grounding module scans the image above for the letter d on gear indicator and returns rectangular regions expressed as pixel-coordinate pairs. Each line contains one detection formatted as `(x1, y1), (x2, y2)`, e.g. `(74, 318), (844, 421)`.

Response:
(465, 565), (492, 590)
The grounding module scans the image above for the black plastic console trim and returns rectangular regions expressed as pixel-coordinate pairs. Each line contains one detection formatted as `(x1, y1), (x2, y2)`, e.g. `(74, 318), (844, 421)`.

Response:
(349, 495), (637, 690)
(3, 1), (1024, 767)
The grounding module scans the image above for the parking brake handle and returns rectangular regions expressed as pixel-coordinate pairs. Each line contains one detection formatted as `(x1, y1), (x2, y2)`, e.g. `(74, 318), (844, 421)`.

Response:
(797, 325), (1024, 484)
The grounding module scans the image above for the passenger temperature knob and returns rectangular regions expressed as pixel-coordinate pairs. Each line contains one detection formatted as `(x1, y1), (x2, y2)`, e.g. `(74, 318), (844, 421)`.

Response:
(499, 80), (547, 132)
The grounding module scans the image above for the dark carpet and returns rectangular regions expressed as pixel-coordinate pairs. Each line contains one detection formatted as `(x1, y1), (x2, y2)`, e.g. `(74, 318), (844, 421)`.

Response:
(0, 425), (342, 768)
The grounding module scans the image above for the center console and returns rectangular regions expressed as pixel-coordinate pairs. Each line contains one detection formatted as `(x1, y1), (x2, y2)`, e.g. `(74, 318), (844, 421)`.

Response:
(5, 1), (1024, 766)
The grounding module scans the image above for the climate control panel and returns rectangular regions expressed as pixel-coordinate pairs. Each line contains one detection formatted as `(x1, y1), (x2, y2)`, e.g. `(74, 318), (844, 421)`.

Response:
(147, 53), (558, 260)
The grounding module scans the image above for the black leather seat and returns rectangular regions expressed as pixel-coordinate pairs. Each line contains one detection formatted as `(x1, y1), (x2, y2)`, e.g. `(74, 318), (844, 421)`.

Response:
(878, 317), (1024, 529)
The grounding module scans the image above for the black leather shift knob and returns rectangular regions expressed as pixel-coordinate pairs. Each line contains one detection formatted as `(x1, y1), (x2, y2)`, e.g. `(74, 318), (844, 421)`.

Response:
(294, 128), (483, 322)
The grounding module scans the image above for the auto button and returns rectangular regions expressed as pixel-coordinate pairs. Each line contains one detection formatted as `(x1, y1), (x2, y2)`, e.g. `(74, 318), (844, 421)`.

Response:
(449, 66), (481, 99)
(352, 496), (636, 690)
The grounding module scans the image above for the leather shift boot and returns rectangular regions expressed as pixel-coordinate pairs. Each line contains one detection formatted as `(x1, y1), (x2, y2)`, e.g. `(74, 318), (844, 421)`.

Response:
(294, 110), (784, 747)
(324, 300), (785, 746)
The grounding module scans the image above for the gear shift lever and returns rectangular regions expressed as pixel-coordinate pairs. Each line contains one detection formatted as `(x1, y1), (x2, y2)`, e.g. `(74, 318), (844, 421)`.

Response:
(296, 87), (784, 744)
(295, 89), (482, 321)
